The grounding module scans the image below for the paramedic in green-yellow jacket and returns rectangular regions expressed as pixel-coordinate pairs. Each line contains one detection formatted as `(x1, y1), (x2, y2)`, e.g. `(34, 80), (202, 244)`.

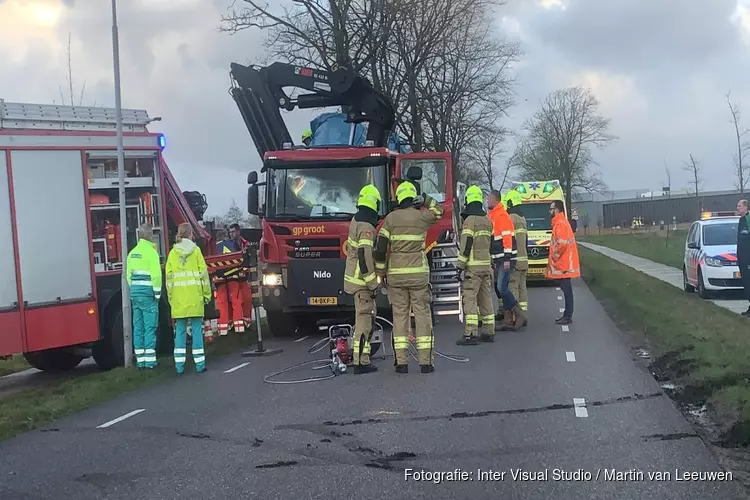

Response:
(126, 223), (163, 369)
(166, 223), (212, 374)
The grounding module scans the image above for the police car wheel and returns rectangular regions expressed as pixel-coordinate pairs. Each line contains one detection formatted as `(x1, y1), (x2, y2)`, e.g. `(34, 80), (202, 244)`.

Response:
(697, 270), (712, 299)
(683, 267), (695, 293)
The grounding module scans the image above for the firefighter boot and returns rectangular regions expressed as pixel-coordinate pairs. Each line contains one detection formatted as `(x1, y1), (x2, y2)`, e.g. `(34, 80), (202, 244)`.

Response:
(480, 333), (495, 342)
(456, 335), (479, 346)
(512, 305), (527, 330)
(395, 364), (408, 374)
(421, 364), (435, 373)
(500, 312), (515, 331)
(354, 364), (378, 374)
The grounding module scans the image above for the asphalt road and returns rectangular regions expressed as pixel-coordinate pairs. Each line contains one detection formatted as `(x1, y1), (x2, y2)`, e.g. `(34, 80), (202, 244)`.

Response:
(0, 280), (746, 499)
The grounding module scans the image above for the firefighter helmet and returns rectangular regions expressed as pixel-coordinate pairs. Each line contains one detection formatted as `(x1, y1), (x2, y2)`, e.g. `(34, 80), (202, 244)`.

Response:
(301, 128), (312, 143)
(357, 184), (381, 212)
(396, 181), (417, 204)
(505, 190), (522, 208)
(465, 185), (484, 205)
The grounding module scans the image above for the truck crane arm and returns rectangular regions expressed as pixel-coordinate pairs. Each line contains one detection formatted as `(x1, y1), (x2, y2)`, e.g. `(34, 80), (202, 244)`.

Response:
(228, 61), (396, 160)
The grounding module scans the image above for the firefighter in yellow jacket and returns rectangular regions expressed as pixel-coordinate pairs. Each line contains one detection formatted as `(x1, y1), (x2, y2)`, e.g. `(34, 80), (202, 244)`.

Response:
(374, 181), (444, 374)
(344, 184), (382, 374)
(505, 190), (529, 324)
(456, 186), (495, 345)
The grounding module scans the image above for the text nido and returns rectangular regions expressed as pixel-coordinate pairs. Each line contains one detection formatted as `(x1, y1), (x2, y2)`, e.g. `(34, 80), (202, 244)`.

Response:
(292, 225), (326, 236)
(314, 271), (332, 279)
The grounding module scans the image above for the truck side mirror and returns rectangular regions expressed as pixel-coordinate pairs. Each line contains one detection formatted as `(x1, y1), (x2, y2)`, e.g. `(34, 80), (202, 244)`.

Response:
(247, 171), (258, 185)
(247, 184), (259, 216)
(406, 166), (422, 181)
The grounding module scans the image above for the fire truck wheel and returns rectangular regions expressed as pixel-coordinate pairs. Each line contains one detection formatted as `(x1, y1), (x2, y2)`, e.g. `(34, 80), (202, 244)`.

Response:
(266, 311), (298, 337)
(23, 349), (84, 372)
(93, 307), (125, 371)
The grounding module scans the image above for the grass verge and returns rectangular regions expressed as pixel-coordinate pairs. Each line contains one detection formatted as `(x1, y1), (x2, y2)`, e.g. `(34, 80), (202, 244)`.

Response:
(0, 324), (263, 442)
(580, 246), (750, 446)
(0, 355), (30, 377)
(579, 229), (686, 269)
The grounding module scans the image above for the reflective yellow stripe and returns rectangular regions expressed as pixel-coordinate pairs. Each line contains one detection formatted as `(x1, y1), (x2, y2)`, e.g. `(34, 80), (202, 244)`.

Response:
(475, 231), (492, 238)
(364, 273), (376, 282)
(393, 336), (409, 349)
(348, 237), (373, 247)
(457, 255), (468, 263)
(515, 228), (527, 234)
(391, 234), (424, 241)
(345, 275), (366, 286)
(517, 256), (528, 261)
(462, 228), (475, 236)
(375, 262), (386, 269)
(415, 335), (434, 348)
(379, 228), (391, 239)
(480, 314), (495, 323)
(467, 259), (491, 266)
(359, 239), (373, 246)
(387, 265), (429, 274)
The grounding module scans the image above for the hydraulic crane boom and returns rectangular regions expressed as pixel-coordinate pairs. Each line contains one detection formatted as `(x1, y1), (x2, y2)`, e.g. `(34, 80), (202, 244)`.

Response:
(228, 61), (396, 159)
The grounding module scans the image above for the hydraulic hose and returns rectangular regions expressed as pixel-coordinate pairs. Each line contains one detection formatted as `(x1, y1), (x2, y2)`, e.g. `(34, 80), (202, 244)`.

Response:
(263, 316), (470, 385)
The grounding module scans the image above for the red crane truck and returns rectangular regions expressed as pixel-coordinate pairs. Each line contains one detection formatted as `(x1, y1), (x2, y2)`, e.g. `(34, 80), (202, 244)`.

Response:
(0, 99), (239, 372)
(228, 61), (463, 338)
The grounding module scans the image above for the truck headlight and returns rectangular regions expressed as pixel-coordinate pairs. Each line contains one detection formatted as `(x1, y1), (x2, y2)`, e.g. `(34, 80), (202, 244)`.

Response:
(262, 273), (283, 286)
(704, 257), (722, 267)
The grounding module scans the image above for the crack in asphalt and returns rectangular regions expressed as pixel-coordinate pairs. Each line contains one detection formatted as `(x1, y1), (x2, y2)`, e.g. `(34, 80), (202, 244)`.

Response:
(275, 392), (666, 430)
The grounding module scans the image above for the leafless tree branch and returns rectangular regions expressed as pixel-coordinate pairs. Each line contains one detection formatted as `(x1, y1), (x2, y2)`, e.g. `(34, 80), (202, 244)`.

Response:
(726, 90), (750, 194)
(682, 153), (703, 197)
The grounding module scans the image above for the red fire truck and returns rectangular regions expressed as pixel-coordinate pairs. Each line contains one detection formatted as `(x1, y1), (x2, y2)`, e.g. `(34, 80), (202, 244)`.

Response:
(0, 99), (237, 372)
(228, 62), (463, 337)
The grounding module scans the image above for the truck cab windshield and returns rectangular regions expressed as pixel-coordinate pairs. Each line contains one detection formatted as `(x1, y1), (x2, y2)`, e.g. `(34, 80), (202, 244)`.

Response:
(268, 165), (387, 219)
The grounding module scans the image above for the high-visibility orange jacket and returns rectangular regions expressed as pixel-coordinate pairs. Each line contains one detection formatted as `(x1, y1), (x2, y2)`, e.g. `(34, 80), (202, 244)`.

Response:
(488, 203), (516, 264)
(545, 212), (580, 279)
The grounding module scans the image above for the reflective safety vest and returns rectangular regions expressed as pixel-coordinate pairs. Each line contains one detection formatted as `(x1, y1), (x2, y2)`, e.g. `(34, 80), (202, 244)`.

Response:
(215, 239), (243, 281)
(374, 194), (444, 288)
(126, 238), (163, 300)
(509, 212), (528, 271)
(344, 218), (378, 294)
(457, 214), (493, 273)
(545, 212), (580, 279)
(488, 204), (516, 264)
(165, 239), (212, 318)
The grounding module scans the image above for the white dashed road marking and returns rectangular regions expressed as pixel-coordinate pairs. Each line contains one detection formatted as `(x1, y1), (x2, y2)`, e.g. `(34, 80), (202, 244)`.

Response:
(556, 287), (561, 290)
(566, 351), (576, 362)
(557, 296), (562, 300)
(561, 325), (570, 332)
(97, 409), (146, 429)
(559, 308), (565, 313)
(573, 398), (588, 418)
(223, 362), (250, 374)
(294, 335), (309, 343)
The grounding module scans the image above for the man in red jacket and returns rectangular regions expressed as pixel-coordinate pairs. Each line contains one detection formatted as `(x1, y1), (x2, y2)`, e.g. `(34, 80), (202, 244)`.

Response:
(229, 223), (253, 330)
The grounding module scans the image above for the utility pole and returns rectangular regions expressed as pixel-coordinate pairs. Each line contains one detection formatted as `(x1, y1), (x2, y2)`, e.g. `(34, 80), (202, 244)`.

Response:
(111, 0), (133, 367)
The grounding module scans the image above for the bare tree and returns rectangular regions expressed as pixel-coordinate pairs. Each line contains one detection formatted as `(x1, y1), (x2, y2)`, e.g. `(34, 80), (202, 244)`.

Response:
(726, 90), (750, 194)
(683, 153), (703, 197)
(219, 0), (518, 171)
(512, 86), (616, 210)
(463, 125), (512, 190)
(56, 32), (91, 107)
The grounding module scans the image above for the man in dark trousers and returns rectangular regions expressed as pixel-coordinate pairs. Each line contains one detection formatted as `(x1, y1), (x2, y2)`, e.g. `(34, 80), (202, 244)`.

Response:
(736, 199), (750, 317)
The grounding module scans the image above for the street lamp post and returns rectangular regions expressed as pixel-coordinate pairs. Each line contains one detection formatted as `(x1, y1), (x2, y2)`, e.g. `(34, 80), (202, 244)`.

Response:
(111, 0), (133, 367)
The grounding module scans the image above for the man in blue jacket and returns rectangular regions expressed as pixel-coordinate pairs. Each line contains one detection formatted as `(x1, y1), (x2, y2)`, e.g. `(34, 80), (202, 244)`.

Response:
(126, 223), (163, 368)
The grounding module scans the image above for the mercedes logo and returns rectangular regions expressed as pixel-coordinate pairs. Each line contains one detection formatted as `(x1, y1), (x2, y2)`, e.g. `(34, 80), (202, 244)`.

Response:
(295, 240), (301, 247)
(529, 247), (540, 257)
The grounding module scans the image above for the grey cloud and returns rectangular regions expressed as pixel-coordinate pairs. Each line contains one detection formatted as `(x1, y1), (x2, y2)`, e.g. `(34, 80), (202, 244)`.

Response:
(533, 0), (742, 73)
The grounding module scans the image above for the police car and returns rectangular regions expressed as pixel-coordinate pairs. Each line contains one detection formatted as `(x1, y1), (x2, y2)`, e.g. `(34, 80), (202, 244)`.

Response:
(683, 211), (742, 298)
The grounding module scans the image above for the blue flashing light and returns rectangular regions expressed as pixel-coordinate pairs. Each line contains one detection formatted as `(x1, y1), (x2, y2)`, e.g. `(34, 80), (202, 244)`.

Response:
(157, 134), (166, 150)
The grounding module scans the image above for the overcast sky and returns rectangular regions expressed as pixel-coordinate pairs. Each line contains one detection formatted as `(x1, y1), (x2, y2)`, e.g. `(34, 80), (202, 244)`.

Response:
(2, 0), (750, 217)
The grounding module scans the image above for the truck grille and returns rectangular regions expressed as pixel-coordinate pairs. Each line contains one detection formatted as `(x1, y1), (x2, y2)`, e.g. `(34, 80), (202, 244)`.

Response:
(284, 237), (341, 259)
(526, 246), (549, 259)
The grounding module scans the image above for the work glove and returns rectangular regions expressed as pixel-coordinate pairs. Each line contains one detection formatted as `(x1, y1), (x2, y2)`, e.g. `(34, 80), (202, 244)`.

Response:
(412, 195), (425, 208)
(457, 268), (465, 282)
